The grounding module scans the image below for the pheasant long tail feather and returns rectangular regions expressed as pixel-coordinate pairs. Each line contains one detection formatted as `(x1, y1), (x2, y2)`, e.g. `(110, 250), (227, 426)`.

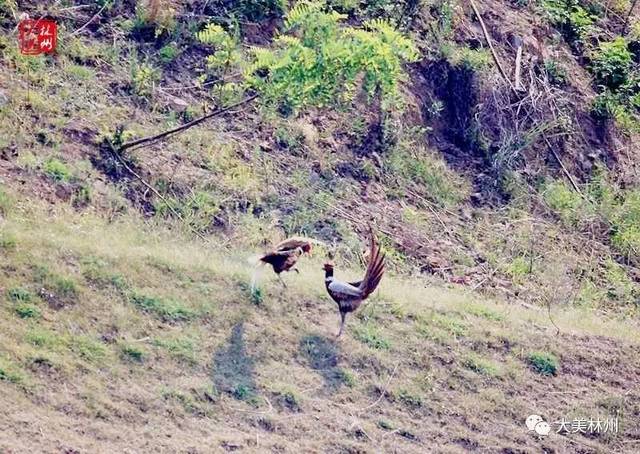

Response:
(359, 230), (385, 298)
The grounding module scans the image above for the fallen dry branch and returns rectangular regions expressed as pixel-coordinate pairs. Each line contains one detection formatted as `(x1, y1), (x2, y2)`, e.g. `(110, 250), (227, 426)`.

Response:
(119, 93), (259, 152)
(469, 0), (516, 92)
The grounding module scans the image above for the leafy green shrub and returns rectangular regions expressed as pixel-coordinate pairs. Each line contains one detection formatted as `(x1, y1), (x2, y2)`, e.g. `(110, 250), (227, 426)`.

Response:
(43, 158), (71, 182)
(591, 38), (633, 89)
(131, 63), (160, 98)
(544, 60), (568, 86)
(14, 303), (41, 319)
(244, 1), (419, 111)
(542, 0), (596, 43)
(236, 0), (285, 20)
(197, 23), (241, 79)
(527, 351), (559, 376)
(158, 42), (179, 63)
(542, 180), (585, 225)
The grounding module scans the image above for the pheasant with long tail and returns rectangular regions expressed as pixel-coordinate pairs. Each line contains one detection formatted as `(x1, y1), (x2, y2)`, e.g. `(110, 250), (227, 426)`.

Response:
(324, 229), (385, 337)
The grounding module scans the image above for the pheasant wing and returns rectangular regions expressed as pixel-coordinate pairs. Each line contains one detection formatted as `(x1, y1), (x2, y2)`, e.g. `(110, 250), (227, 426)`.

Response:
(275, 236), (316, 252)
(328, 280), (363, 300)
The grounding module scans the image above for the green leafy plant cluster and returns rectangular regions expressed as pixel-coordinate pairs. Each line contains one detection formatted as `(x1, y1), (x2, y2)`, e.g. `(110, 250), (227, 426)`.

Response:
(246, 1), (419, 111)
(131, 63), (160, 98)
(543, 169), (640, 267)
(590, 37), (633, 89)
(196, 1), (419, 113)
(541, 0), (597, 44)
(542, 1), (640, 130)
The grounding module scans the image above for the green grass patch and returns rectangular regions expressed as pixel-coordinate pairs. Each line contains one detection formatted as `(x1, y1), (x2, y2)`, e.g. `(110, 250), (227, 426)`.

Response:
(353, 324), (391, 350)
(7, 287), (32, 303)
(397, 388), (423, 408)
(152, 336), (198, 365)
(386, 147), (469, 208)
(464, 304), (504, 321)
(129, 292), (197, 322)
(25, 328), (62, 349)
(0, 357), (24, 384)
(43, 158), (72, 182)
(70, 336), (107, 363)
(527, 351), (559, 376)
(0, 186), (11, 215)
(120, 343), (145, 362)
(0, 232), (16, 250)
(14, 303), (41, 319)
(463, 353), (500, 377)
(337, 368), (357, 388)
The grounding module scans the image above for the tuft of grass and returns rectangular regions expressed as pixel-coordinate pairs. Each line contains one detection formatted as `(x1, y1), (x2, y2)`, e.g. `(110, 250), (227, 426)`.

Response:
(527, 351), (559, 376)
(353, 324), (391, 350)
(232, 384), (258, 404)
(463, 353), (500, 377)
(120, 343), (145, 362)
(386, 147), (469, 208)
(129, 292), (197, 322)
(0, 357), (24, 384)
(161, 388), (204, 416)
(0, 186), (11, 215)
(0, 232), (17, 250)
(52, 276), (78, 300)
(464, 304), (504, 321)
(152, 336), (198, 364)
(397, 389), (423, 408)
(277, 388), (301, 411)
(43, 158), (72, 182)
(159, 42), (179, 63)
(71, 336), (107, 364)
(7, 287), (32, 303)
(25, 328), (62, 349)
(337, 368), (357, 387)
(14, 303), (41, 319)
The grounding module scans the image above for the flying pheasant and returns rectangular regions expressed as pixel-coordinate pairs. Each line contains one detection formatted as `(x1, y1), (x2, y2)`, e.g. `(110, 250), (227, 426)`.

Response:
(254, 237), (316, 288)
(324, 230), (385, 337)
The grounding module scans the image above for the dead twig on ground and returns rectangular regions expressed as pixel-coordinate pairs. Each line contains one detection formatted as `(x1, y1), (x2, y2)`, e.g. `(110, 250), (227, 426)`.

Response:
(119, 94), (259, 152)
(70, 2), (108, 37)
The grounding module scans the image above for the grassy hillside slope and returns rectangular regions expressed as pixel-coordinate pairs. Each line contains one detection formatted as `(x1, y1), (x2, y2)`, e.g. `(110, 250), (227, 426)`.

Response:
(1, 198), (639, 452)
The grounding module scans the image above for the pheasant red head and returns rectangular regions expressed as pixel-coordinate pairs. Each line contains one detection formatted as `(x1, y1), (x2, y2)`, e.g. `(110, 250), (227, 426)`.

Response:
(302, 243), (313, 256)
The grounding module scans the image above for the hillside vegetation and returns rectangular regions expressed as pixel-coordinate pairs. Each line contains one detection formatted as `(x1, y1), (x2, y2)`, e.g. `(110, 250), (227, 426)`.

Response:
(1, 0), (640, 452)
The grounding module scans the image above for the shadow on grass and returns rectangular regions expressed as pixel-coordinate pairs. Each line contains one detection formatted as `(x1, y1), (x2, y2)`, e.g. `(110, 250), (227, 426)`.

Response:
(212, 322), (256, 401)
(299, 334), (345, 393)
